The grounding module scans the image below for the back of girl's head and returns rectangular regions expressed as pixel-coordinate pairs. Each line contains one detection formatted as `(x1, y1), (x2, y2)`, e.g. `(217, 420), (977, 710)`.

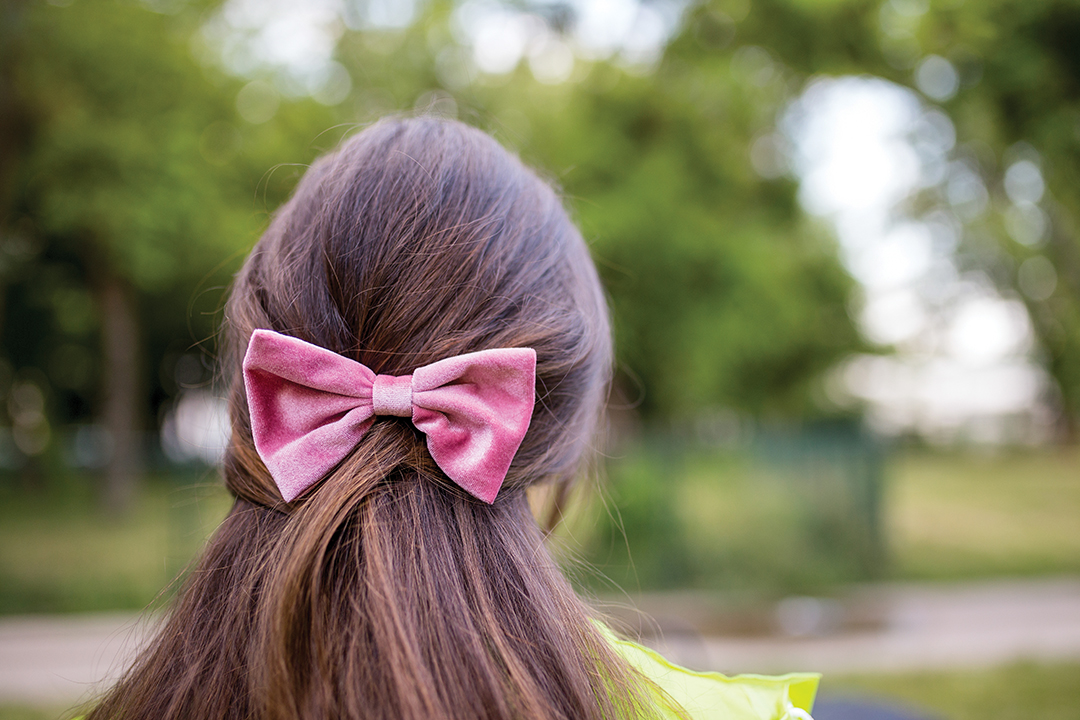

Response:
(225, 116), (611, 508)
(88, 117), (664, 720)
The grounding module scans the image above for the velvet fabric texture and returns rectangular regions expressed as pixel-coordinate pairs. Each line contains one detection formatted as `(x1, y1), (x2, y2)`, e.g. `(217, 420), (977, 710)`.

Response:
(242, 329), (536, 503)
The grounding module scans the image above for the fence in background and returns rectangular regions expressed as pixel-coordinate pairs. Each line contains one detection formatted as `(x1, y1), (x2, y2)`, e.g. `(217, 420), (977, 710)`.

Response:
(574, 419), (887, 596)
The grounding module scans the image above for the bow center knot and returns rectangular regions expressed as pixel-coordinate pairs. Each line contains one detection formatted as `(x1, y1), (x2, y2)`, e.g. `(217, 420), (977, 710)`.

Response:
(372, 374), (414, 417)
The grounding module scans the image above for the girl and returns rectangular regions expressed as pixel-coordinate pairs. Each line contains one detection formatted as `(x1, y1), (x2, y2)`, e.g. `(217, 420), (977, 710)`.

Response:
(87, 117), (817, 719)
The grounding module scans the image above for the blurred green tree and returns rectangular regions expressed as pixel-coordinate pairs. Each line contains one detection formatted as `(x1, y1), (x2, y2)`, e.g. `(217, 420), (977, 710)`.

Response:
(325, 7), (862, 420)
(517, 61), (861, 419)
(708, 0), (1080, 434)
(2, 0), (869, 515)
(910, 0), (1080, 438)
(1, 0), (330, 510)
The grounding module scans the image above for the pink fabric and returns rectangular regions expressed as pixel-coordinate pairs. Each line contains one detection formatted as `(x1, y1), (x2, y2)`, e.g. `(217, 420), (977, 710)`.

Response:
(372, 375), (413, 417)
(242, 329), (536, 503)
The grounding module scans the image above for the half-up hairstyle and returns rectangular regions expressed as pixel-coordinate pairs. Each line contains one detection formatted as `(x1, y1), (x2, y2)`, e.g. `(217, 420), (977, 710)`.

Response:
(88, 117), (667, 719)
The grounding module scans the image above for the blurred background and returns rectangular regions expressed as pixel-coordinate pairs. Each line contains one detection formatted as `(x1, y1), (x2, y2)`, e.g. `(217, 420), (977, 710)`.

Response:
(1, 0), (1079, 717)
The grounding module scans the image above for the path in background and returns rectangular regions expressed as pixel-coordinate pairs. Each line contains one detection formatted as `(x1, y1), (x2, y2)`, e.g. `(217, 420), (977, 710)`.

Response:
(643, 577), (1080, 675)
(2, 578), (1079, 705)
(0, 612), (159, 707)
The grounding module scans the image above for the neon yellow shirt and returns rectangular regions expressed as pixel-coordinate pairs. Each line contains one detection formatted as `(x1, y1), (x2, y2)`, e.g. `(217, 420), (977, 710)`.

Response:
(607, 629), (819, 720)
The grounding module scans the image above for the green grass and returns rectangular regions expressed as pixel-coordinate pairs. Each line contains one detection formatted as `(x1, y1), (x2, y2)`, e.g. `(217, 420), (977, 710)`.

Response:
(0, 706), (66, 720)
(0, 472), (231, 614)
(887, 448), (1080, 580)
(824, 661), (1080, 720)
(2, 446), (1079, 613)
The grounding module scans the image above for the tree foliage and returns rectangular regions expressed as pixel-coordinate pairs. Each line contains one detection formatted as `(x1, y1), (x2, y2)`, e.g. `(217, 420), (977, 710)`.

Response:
(713, 0), (1080, 430)
(9, 0), (1000, 507)
(1, 0), (331, 507)
(326, 11), (863, 418)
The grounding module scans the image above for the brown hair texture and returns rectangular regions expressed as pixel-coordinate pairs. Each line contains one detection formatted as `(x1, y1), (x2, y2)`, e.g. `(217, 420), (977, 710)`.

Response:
(87, 117), (666, 719)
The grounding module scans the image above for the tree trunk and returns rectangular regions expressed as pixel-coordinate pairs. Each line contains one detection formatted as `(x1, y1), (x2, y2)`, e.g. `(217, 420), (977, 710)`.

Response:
(100, 275), (142, 515)
(1043, 212), (1080, 443)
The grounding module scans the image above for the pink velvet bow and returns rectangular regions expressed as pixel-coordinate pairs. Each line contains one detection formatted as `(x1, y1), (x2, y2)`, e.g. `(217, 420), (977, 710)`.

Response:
(242, 329), (536, 503)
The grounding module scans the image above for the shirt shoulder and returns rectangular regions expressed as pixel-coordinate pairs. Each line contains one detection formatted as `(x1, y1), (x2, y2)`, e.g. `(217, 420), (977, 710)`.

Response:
(603, 626), (819, 720)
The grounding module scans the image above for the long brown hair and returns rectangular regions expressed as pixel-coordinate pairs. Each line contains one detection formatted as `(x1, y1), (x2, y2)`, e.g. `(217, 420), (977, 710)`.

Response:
(88, 117), (666, 719)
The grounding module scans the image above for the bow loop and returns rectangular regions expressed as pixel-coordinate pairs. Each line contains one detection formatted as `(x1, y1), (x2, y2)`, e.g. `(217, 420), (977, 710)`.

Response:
(242, 330), (535, 503)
